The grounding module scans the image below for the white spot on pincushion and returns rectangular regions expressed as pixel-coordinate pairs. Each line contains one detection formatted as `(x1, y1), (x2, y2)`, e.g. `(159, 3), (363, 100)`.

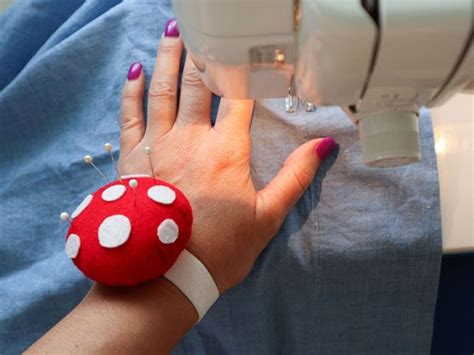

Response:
(147, 186), (176, 205)
(98, 215), (131, 248)
(65, 234), (81, 258)
(101, 184), (126, 202)
(71, 194), (93, 219)
(157, 218), (179, 244)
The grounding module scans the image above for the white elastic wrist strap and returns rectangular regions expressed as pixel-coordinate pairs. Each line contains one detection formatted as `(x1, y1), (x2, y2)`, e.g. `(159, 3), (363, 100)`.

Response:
(164, 249), (219, 321)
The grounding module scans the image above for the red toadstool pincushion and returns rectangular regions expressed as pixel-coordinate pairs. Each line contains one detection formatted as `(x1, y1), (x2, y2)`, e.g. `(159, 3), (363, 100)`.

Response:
(64, 176), (193, 286)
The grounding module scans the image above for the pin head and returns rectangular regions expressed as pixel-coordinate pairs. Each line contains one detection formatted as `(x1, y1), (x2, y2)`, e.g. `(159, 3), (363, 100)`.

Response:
(144, 146), (151, 155)
(60, 212), (70, 221)
(129, 179), (138, 188)
(104, 143), (113, 152)
(84, 155), (93, 164)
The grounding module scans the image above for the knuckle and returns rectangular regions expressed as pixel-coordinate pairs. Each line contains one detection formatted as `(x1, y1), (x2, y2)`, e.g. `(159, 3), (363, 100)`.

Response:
(182, 66), (205, 89)
(148, 81), (176, 101)
(122, 90), (140, 102)
(212, 147), (241, 169)
(120, 114), (142, 131)
(159, 41), (178, 56)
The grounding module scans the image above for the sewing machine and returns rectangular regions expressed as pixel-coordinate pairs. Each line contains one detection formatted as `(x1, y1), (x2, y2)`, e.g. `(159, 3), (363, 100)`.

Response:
(172, 0), (473, 168)
(172, 0), (473, 253)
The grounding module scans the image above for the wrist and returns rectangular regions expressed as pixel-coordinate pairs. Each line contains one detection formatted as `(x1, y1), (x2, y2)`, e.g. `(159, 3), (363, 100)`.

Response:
(28, 278), (197, 354)
(84, 278), (197, 351)
(153, 278), (199, 323)
(186, 239), (244, 294)
(89, 277), (198, 323)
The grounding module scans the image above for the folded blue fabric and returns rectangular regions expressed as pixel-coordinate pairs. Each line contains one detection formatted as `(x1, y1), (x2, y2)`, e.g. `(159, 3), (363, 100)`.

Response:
(0, 1), (442, 354)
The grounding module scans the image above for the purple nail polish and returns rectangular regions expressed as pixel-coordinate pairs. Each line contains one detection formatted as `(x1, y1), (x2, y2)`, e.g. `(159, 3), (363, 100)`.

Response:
(127, 62), (142, 80)
(315, 137), (337, 160)
(164, 18), (179, 37)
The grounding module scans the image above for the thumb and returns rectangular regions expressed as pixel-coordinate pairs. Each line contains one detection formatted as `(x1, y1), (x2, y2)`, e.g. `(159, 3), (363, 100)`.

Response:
(255, 136), (336, 242)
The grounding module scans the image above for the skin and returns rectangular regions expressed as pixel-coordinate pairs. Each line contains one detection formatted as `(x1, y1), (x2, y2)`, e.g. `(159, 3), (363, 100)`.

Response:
(27, 36), (327, 354)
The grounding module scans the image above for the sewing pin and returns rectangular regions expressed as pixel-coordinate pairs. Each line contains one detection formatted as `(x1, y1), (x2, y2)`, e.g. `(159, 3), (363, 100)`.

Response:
(129, 179), (138, 206)
(60, 211), (72, 223)
(104, 143), (122, 183)
(144, 146), (157, 184)
(84, 155), (110, 183)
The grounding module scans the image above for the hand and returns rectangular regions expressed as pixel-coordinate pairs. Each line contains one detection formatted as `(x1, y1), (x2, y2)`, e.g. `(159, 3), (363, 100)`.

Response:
(27, 22), (336, 354)
(118, 35), (336, 293)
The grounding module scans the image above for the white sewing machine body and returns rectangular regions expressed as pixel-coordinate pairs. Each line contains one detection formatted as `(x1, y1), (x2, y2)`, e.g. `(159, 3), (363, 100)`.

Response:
(173, 0), (473, 168)
(173, 0), (474, 253)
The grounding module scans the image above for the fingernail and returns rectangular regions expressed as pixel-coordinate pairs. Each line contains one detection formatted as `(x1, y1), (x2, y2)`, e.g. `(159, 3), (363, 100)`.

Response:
(164, 18), (179, 37)
(127, 62), (142, 80)
(315, 137), (337, 160)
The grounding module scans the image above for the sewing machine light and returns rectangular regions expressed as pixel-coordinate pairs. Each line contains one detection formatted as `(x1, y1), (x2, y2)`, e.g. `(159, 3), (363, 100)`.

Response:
(274, 51), (285, 66)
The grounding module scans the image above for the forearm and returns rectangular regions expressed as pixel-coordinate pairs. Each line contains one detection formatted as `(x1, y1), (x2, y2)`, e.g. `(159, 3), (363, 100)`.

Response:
(26, 278), (197, 354)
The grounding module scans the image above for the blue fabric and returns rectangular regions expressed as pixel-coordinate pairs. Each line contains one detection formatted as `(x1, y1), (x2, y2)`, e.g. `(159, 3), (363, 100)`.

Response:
(0, 1), (442, 354)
